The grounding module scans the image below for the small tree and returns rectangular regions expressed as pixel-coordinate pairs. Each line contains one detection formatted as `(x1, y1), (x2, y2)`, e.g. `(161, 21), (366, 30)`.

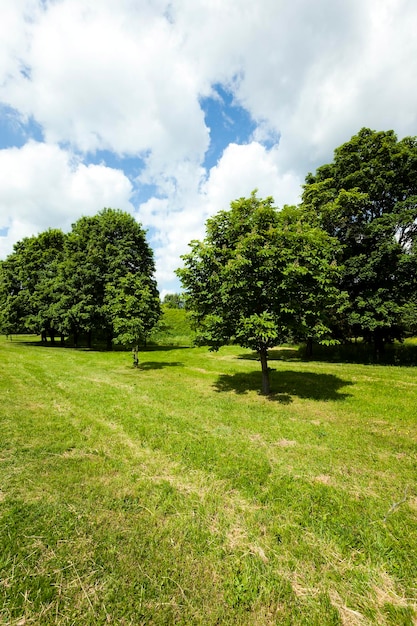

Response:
(177, 192), (344, 395)
(105, 273), (161, 366)
(162, 293), (185, 309)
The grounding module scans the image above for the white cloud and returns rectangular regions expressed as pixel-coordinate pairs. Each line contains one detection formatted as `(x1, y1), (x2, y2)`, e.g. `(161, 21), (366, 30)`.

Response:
(231, 0), (417, 172)
(202, 142), (301, 212)
(0, 141), (133, 257)
(1, 0), (209, 172)
(0, 0), (40, 87)
(1, 0), (417, 292)
(139, 142), (302, 291)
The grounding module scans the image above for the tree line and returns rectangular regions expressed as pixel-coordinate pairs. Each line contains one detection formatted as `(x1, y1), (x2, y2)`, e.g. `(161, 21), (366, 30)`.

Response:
(1, 128), (417, 391)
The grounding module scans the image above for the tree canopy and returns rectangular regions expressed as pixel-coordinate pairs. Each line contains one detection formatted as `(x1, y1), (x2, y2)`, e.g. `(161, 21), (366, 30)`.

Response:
(0, 229), (66, 341)
(301, 127), (417, 352)
(177, 192), (344, 394)
(0, 209), (160, 352)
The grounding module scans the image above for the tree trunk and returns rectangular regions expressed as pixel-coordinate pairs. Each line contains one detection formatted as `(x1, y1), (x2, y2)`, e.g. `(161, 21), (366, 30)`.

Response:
(374, 329), (385, 361)
(106, 332), (113, 351)
(259, 347), (270, 395)
(132, 346), (139, 367)
(306, 337), (313, 358)
(87, 329), (92, 349)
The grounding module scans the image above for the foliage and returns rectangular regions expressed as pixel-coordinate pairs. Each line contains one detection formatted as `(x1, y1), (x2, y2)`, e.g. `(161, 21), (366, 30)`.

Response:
(55, 208), (158, 347)
(0, 209), (160, 351)
(302, 128), (417, 352)
(162, 292), (185, 309)
(0, 229), (66, 340)
(177, 192), (344, 394)
(105, 272), (161, 365)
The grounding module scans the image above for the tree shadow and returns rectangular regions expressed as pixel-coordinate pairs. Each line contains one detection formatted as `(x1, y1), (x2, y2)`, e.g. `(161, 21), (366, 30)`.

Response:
(214, 369), (353, 403)
(19, 339), (191, 353)
(138, 361), (184, 370)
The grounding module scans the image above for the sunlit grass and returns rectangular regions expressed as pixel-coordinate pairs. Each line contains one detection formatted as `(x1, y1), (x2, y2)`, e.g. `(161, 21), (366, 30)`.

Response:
(0, 335), (416, 624)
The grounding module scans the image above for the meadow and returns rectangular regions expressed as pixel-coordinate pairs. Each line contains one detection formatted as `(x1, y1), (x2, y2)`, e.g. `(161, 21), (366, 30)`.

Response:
(0, 334), (416, 625)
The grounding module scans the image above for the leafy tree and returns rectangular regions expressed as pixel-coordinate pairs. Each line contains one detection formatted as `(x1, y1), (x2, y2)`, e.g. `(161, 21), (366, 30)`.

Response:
(302, 128), (417, 354)
(0, 229), (66, 341)
(177, 192), (343, 394)
(105, 273), (161, 365)
(56, 208), (157, 348)
(162, 293), (185, 309)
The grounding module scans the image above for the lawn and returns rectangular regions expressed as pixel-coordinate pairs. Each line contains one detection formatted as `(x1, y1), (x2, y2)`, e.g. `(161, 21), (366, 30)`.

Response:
(0, 335), (416, 625)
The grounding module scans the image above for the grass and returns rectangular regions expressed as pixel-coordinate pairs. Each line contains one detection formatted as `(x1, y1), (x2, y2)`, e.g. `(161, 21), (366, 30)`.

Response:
(0, 335), (416, 625)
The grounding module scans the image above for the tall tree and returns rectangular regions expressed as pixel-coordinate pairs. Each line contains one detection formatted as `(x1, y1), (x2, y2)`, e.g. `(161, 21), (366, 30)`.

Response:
(56, 208), (157, 348)
(302, 128), (417, 353)
(0, 229), (66, 341)
(177, 192), (343, 395)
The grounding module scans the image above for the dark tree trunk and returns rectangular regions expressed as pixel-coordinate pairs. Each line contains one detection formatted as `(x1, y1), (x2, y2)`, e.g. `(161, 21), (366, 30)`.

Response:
(73, 329), (78, 348)
(132, 346), (139, 367)
(306, 337), (313, 358)
(374, 329), (385, 361)
(41, 330), (47, 343)
(60, 334), (65, 346)
(259, 347), (270, 395)
(106, 332), (113, 351)
(49, 330), (55, 344)
(87, 329), (92, 349)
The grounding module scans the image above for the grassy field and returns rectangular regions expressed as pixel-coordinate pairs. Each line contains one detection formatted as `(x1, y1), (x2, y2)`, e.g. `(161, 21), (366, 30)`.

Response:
(0, 335), (416, 625)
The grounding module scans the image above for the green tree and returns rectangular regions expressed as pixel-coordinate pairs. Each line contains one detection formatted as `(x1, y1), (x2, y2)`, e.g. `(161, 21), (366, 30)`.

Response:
(105, 273), (161, 365)
(162, 293), (185, 309)
(0, 229), (66, 341)
(56, 208), (157, 348)
(302, 128), (417, 354)
(177, 192), (343, 395)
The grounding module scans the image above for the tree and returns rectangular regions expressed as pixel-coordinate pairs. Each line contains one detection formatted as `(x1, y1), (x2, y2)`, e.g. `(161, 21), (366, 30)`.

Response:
(55, 208), (157, 348)
(162, 293), (185, 309)
(105, 273), (161, 365)
(0, 229), (66, 341)
(177, 192), (343, 395)
(301, 128), (417, 354)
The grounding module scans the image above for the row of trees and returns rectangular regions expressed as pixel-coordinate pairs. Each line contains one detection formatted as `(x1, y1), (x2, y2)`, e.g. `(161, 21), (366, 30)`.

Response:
(1, 128), (416, 391)
(178, 129), (417, 393)
(0, 209), (160, 360)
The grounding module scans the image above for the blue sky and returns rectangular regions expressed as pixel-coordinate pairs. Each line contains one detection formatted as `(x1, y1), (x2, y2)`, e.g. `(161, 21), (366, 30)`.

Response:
(1, 0), (417, 295)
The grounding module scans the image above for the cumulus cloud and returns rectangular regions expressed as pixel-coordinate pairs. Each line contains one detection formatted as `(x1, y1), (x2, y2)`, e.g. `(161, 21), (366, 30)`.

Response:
(0, 141), (133, 257)
(1, 0), (209, 172)
(139, 142), (302, 290)
(1, 0), (417, 291)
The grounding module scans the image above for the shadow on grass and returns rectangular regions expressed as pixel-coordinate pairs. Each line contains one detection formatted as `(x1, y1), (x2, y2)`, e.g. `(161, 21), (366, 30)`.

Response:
(138, 361), (184, 370)
(19, 339), (191, 353)
(214, 369), (353, 403)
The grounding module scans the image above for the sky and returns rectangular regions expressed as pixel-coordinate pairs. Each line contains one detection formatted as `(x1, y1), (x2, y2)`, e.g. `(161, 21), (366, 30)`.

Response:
(1, 0), (417, 297)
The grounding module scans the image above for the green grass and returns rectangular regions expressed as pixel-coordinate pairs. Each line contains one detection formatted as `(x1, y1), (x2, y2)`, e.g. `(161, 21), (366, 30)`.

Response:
(149, 307), (195, 347)
(0, 336), (416, 625)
